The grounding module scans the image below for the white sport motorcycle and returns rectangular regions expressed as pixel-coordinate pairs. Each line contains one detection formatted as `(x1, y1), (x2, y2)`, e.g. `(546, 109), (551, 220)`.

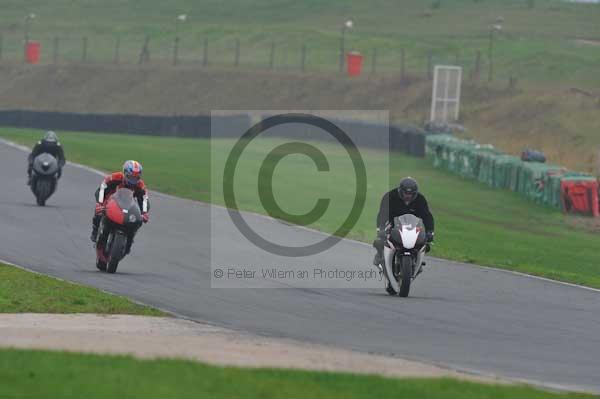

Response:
(381, 214), (428, 297)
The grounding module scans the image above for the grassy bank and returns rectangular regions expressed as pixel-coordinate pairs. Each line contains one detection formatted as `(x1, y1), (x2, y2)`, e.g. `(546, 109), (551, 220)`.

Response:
(2, 128), (599, 288)
(0, 349), (595, 399)
(1, 1), (600, 85)
(0, 262), (163, 315)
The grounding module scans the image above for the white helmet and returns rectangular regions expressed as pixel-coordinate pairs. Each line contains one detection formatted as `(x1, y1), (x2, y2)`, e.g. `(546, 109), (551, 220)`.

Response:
(43, 131), (58, 143)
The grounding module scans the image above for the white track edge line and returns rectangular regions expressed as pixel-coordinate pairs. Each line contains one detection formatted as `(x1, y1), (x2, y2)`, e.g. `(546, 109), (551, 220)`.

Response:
(2, 137), (599, 295)
(3, 258), (595, 394)
(2, 137), (598, 393)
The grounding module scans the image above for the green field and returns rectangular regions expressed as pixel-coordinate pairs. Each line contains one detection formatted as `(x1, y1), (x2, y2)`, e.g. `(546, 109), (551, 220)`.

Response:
(0, 262), (163, 315)
(1, 0), (600, 85)
(0, 349), (595, 399)
(2, 128), (599, 288)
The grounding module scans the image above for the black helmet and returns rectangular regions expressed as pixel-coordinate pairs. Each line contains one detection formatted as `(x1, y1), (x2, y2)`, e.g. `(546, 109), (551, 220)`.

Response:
(398, 177), (418, 203)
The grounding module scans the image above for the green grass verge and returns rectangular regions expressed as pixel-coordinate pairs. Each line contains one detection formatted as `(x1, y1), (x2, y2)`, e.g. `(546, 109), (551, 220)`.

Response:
(0, 262), (163, 315)
(0, 349), (595, 399)
(2, 128), (600, 288)
(1, 0), (600, 85)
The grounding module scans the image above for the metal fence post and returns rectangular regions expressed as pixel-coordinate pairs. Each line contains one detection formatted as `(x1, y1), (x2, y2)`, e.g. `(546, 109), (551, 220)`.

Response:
(427, 51), (433, 80)
(301, 43), (306, 72)
(338, 27), (346, 73)
(371, 48), (377, 74)
(173, 36), (179, 66)
(203, 38), (208, 67)
(508, 76), (518, 92)
(139, 36), (150, 64)
(401, 48), (406, 81)
(82, 37), (88, 62)
(269, 42), (275, 70)
(472, 50), (481, 82)
(53, 37), (59, 64)
(114, 36), (120, 64)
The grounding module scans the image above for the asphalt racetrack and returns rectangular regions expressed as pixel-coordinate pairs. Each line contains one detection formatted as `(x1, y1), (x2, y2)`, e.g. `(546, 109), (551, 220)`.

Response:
(1, 140), (599, 392)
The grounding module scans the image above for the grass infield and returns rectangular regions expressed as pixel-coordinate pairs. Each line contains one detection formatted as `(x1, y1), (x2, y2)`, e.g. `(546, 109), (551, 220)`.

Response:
(0, 262), (163, 315)
(0, 349), (596, 399)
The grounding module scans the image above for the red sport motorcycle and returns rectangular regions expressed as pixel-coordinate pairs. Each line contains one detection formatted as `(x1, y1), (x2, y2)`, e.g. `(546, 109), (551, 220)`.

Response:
(95, 187), (143, 273)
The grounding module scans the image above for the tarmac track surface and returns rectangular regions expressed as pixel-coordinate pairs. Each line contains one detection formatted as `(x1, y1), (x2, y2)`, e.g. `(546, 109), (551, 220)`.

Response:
(1, 141), (599, 392)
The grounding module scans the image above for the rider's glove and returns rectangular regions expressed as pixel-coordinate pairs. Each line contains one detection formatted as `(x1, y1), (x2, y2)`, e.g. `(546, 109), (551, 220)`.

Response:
(142, 213), (149, 224)
(94, 203), (104, 215)
(426, 231), (434, 243)
(384, 221), (392, 234)
(382, 221), (393, 236)
(377, 222), (392, 239)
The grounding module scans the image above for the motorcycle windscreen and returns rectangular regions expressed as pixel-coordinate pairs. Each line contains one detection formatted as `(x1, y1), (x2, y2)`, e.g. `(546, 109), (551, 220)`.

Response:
(394, 214), (422, 229)
(112, 188), (142, 223)
(391, 214), (426, 248)
(33, 153), (59, 176)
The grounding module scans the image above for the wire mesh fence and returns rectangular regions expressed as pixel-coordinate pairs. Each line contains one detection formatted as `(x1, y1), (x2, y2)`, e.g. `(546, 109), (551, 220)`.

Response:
(0, 32), (503, 83)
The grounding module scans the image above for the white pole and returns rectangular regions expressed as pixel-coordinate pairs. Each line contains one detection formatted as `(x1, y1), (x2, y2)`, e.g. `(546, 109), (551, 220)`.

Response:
(442, 68), (451, 123)
(455, 67), (463, 121)
(430, 66), (439, 122)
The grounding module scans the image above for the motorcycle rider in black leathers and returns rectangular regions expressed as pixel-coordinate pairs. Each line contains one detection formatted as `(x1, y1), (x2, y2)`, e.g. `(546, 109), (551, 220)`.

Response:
(27, 131), (66, 185)
(373, 177), (435, 267)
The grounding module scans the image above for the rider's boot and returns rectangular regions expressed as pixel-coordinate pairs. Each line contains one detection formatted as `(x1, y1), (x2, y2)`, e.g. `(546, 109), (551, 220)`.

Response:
(90, 213), (102, 243)
(373, 250), (383, 267)
(90, 225), (98, 243)
(386, 281), (397, 296)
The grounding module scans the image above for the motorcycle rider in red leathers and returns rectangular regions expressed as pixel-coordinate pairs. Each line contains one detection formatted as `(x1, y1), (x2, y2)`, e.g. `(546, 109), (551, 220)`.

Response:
(90, 160), (149, 254)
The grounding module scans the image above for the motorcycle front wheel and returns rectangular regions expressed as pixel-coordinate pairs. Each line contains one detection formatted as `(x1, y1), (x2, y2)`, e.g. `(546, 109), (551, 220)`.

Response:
(399, 255), (413, 297)
(107, 233), (127, 274)
(35, 179), (53, 206)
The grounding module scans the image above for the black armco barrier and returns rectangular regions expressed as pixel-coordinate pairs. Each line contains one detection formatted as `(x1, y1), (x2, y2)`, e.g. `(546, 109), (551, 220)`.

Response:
(0, 110), (425, 157)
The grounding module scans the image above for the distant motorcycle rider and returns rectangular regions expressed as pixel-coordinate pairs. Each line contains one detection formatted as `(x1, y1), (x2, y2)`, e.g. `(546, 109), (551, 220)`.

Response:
(373, 177), (435, 266)
(27, 131), (66, 185)
(90, 160), (149, 254)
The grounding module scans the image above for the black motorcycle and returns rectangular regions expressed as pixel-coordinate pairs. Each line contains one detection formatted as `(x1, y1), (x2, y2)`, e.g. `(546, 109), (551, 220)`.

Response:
(30, 153), (59, 206)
